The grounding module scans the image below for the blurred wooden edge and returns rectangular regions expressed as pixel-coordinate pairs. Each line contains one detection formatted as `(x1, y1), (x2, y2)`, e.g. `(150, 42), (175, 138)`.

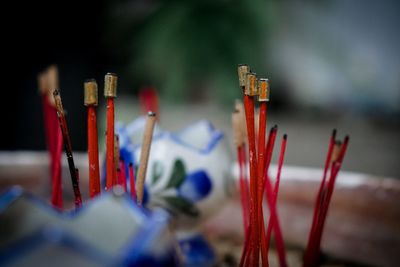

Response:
(204, 164), (400, 267)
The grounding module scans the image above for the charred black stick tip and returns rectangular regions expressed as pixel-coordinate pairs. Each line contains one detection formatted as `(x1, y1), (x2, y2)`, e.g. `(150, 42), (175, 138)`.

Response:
(116, 168), (121, 172)
(335, 140), (342, 146)
(344, 135), (350, 142)
(283, 133), (288, 140)
(332, 128), (337, 137)
(148, 111), (156, 117)
(129, 162), (133, 167)
(270, 124), (278, 132)
(53, 89), (60, 96)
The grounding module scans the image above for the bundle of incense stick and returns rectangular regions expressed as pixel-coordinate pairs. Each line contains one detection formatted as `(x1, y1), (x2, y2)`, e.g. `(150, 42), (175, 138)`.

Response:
(40, 69), (157, 209)
(38, 65), (63, 209)
(235, 64), (349, 267)
(303, 132), (349, 267)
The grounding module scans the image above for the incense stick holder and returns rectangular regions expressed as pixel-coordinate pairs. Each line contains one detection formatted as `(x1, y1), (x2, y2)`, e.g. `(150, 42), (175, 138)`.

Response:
(0, 186), (181, 267)
(115, 118), (233, 267)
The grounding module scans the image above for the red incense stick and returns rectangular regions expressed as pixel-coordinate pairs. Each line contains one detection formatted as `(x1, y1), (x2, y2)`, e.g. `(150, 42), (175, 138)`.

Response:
(304, 134), (349, 267)
(84, 79), (101, 198)
(114, 135), (121, 186)
(304, 130), (337, 266)
(261, 125), (287, 267)
(53, 89), (82, 208)
(257, 78), (270, 266)
(39, 68), (64, 209)
(243, 72), (260, 266)
(51, 129), (63, 208)
(129, 163), (136, 201)
(232, 110), (250, 236)
(139, 87), (159, 120)
(265, 134), (287, 257)
(119, 158), (127, 192)
(104, 73), (118, 190)
(310, 136), (349, 267)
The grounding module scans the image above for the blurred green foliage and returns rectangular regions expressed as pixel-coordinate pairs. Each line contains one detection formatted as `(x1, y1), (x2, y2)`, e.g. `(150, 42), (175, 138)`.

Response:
(109, 0), (276, 104)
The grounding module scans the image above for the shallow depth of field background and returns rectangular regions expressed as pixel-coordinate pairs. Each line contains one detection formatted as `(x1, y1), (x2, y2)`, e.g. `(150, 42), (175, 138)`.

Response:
(1, 0), (399, 177)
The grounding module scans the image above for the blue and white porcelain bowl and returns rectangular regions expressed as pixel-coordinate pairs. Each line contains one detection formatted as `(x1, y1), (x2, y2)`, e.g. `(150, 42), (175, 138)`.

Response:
(115, 118), (234, 266)
(0, 186), (181, 267)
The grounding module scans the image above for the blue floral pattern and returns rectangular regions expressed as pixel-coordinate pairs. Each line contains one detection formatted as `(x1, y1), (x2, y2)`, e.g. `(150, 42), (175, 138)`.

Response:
(147, 159), (212, 218)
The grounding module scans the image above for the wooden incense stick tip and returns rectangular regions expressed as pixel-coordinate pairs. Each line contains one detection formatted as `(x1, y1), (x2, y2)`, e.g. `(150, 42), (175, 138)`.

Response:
(232, 111), (245, 147)
(84, 79), (98, 106)
(237, 64), (250, 87)
(234, 100), (247, 141)
(245, 72), (258, 96)
(136, 113), (157, 205)
(258, 78), (270, 101)
(53, 89), (63, 113)
(47, 65), (59, 92)
(104, 72), (118, 98)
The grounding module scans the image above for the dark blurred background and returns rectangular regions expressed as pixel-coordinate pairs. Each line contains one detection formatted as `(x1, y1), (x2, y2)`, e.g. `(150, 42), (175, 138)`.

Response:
(1, 0), (399, 177)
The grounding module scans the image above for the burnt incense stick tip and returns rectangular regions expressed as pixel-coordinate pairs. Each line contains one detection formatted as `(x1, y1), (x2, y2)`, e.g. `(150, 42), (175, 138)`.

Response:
(148, 111), (156, 117)
(129, 162), (133, 167)
(258, 78), (270, 102)
(104, 73), (118, 98)
(245, 72), (257, 96)
(283, 133), (287, 140)
(53, 89), (60, 96)
(84, 79), (98, 106)
(332, 128), (337, 138)
(237, 64), (250, 87)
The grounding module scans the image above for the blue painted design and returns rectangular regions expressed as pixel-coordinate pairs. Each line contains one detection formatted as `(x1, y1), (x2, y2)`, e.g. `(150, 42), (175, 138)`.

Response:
(178, 234), (216, 267)
(0, 186), (148, 221)
(0, 186), (23, 212)
(178, 170), (212, 202)
(142, 185), (149, 206)
(119, 209), (180, 267)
